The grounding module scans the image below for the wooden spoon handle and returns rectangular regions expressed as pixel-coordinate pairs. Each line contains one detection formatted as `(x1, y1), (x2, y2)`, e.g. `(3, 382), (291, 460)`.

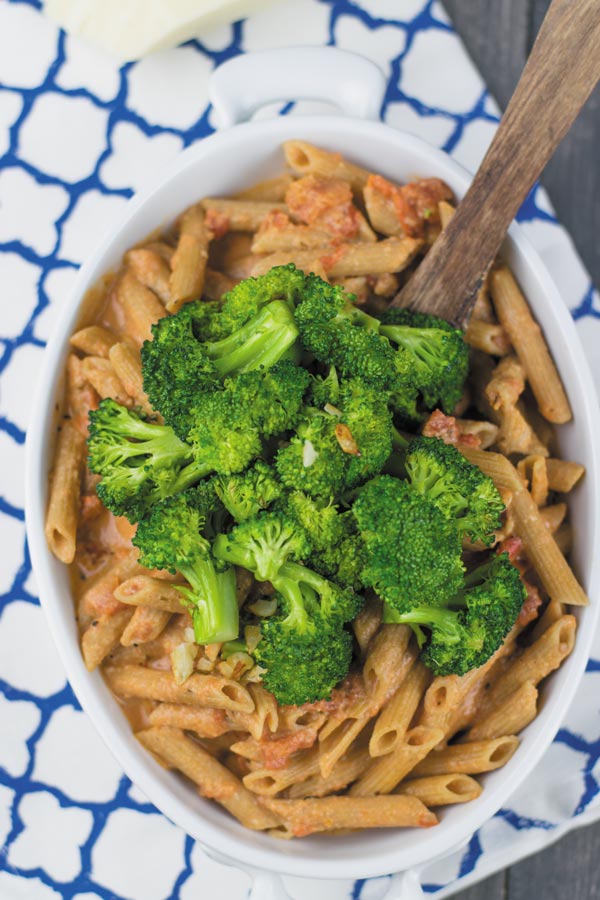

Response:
(392, 0), (600, 326)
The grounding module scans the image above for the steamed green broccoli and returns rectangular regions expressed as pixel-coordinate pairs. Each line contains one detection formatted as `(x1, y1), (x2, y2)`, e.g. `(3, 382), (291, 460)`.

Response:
(404, 436), (504, 545)
(379, 308), (469, 415)
(87, 399), (211, 522)
(213, 461), (282, 523)
(141, 295), (299, 438)
(217, 264), (308, 333)
(229, 361), (310, 438)
(212, 511), (311, 583)
(383, 553), (525, 675)
(133, 486), (239, 644)
(352, 475), (464, 609)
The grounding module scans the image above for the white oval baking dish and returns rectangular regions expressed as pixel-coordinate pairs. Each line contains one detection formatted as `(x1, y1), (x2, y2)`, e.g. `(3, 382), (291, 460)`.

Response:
(25, 47), (600, 899)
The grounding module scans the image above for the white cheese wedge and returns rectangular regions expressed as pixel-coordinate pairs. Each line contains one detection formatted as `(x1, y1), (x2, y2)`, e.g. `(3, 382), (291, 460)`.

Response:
(43, 0), (277, 61)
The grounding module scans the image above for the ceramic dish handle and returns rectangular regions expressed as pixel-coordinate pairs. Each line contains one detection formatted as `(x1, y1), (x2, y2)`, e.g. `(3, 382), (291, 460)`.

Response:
(380, 868), (424, 899)
(203, 846), (291, 899)
(209, 46), (386, 128)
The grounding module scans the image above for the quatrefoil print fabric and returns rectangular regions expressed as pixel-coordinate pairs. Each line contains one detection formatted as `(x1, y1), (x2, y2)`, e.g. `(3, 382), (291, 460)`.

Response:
(1, 1), (599, 898)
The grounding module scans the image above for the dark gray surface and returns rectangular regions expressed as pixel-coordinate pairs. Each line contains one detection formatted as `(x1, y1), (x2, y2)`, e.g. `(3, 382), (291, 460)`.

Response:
(446, 0), (600, 291)
(434, 3), (600, 898)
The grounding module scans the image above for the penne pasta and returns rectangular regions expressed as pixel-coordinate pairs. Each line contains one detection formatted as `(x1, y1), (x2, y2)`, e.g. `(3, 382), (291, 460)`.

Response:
(411, 735), (519, 777)
(350, 726), (445, 796)
(120, 606), (171, 647)
(70, 325), (116, 358)
(80, 356), (130, 406)
(45, 420), (86, 564)
(546, 458), (585, 493)
(168, 205), (210, 313)
(148, 703), (229, 738)
(283, 140), (370, 192)
(104, 665), (255, 713)
(397, 773), (482, 807)
(118, 271), (166, 345)
(251, 236), (421, 279)
(81, 607), (134, 671)
(369, 663), (430, 757)
(125, 247), (171, 306)
(465, 682), (538, 742)
(114, 574), (185, 614)
(201, 198), (288, 233)
(108, 342), (153, 415)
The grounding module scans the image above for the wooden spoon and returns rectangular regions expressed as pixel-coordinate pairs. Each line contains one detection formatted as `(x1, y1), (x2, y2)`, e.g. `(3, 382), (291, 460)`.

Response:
(390, 0), (600, 326)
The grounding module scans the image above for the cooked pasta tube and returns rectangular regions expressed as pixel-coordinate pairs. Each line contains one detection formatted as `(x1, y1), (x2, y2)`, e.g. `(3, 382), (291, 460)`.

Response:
(252, 217), (334, 254)
(45, 420), (86, 564)
(287, 740), (371, 799)
(202, 268), (236, 301)
(530, 598), (565, 641)
(251, 236), (421, 279)
(81, 607), (134, 671)
(539, 503), (568, 533)
(125, 247), (171, 305)
(353, 597), (383, 655)
(235, 173), (294, 202)
(517, 455), (549, 507)
(243, 748), (321, 797)
(79, 552), (144, 620)
(369, 663), (431, 757)
(263, 794), (437, 837)
(201, 198), (288, 233)
(465, 682), (538, 742)
(113, 575), (185, 614)
(464, 319), (511, 356)
(104, 665), (254, 713)
(486, 615), (576, 708)
(70, 325), (116, 358)
(108, 342), (153, 414)
(283, 141), (370, 192)
(491, 267), (571, 423)
(66, 353), (99, 436)
(80, 356), (130, 406)
(118, 271), (166, 345)
(227, 684), (279, 740)
(397, 774), (482, 807)
(455, 419), (499, 450)
(350, 726), (444, 796)
(546, 458), (585, 493)
(137, 726), (280, 830)
(412, 735), (519, 777)
(553, 524), (572, 556)
(148, 704), (229, 738)
(120, 606), (171, 647)
(168, 205), (210, 313)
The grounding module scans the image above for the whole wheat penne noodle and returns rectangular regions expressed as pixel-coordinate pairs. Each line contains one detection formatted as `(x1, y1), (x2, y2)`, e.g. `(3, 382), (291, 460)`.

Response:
(114, 574), (185, 614)
(350, 726), (445, 796)
(120, 606), (171, 647)
(140, 240), (174, 263)
(148, 703), (229, 738)
(137, 726), (280, 829)
(464, 319), (511, 356)
(118, 271), (166, 345)
(486, 616), (576, 708)
(412, 735), (519, 778)
(235, 173), (294, 202)
(81, 607), (134, 670)
(168, 205), (210, 313)
(264, 794), (437, 837)
(363, 180), (402, 236)
(276, 702), (324, 734)
(125, 248), (171, 306)
(490, 267), (571, 423)
(45, 420), (86, 564)
(418, 676), (462, 735)
(484, 356), (549, 457)
(517, 455), (549, 507)
(79, 551), (143, 620)
(352, 596), (383, 655)
(227, 684), (279, 740)
(104, 665), (254, 713)
(66, 353), (100, 436)
(455, 419), (499, 450)
(287, 739), (372, 799)
(397, 774), (482, 807)
(530, 598), (565, 642)
(203, 268), (236, 301)
(251, 236), (421, 279)
(438, 200), (455, 229)
(201, 732), (248, 757)
(243, 748), (321, 797)
(546, 458), (585, 493)
(108, 342), (153, 415)
(373, 272), (399, 297)
(251, 218), (333, 254)
(472, 287), (496, 323)
(554, 523), (572, 556)
(225, 252), (264, 280)
(283, 141), (370, 192)
(465, 682), (538, 742)
(201, 198), (288, 233)
(70, 325), (116, 358)
(461, 447), (524, 493)
(511, 489), (588, 606)
(80, 356), (130, 405)
(539, 503), (568, 533)
(370, 663), (431, 757)
(229, 737), (262, 761)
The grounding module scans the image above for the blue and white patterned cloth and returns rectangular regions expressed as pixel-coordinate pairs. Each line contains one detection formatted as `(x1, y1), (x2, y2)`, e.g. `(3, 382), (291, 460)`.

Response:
(1, 0), (599, 897)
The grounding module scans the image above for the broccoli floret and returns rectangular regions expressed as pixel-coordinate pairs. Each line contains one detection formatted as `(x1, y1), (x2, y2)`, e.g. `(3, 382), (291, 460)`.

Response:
(379, 308), (469, 415)
(254, 591), (354, 706)
(405, 436), (504, 545)
(218, 264), (308, 333)
(229, 361), (310, 438)
(309, 365), (340, 408)
(294, 276), (398, 389)
(213, 461), (282, 523)
(187, 388), (263, 475)
(212, 511), (312, 583)
(338, 379), (393, 487)
(142, 297), (299, 437)
(352, 475), (464, 609)
(87, 399), (211, 522)
(275, 407), (350, 500)
(384, 553), (525, 675)
(133, 486), (239, 645)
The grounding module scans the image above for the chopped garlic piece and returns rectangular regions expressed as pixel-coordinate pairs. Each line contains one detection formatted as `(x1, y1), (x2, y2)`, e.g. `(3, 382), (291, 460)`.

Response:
(170, 642), (197, 685)
(245, 625), (262, 652)
(324, 403), (343, 417)
(247, 597), (278, 618)
(303, 439), (319, 467)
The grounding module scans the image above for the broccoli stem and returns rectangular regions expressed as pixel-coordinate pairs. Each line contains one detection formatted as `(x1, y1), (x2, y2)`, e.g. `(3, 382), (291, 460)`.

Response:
(384, 603), (462, 645)
(205, 300), (299, 377)
(176, 561), (239, 644)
